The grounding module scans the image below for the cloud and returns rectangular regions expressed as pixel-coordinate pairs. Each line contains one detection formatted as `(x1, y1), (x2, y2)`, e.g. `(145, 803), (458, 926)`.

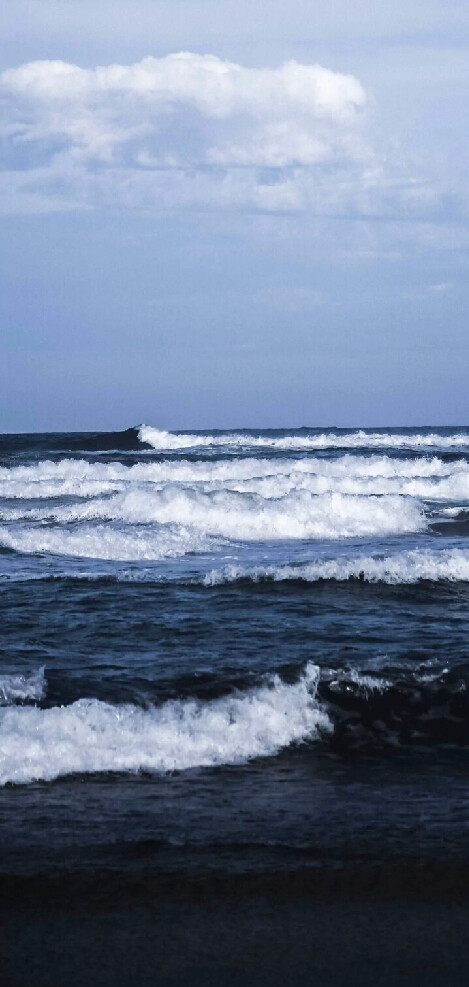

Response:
(1, 52), (373, 213)
(2, 50), (465, 235)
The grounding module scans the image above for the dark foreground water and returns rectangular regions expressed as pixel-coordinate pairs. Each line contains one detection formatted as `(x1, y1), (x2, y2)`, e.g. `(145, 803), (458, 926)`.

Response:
(1, 426), (468, 985)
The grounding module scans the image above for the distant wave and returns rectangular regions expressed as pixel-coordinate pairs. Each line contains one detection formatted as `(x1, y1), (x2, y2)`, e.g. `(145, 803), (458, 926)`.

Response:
(204, 548), (469, 586)
(0, 427), (142, 458)
(0, 663), (329, 785)
(3, 454), (469, 502)
(139, 424), (469, 452)
(3, 432), (469, 563)
(2, 426), (469, 460)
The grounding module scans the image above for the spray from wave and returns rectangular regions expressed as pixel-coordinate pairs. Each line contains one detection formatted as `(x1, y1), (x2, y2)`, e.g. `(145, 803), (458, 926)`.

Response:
(0, 667), (46, 706)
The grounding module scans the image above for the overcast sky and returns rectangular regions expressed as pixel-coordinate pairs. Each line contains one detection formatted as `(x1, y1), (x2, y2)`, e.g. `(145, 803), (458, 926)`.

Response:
(1, 0), (468, 431)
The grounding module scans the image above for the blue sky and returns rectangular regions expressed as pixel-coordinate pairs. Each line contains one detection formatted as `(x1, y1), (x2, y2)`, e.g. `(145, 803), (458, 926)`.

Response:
(1, 0), (468, 430)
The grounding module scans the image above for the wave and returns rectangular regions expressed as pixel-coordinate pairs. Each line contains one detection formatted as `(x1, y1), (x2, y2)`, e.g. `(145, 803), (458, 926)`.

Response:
(322, 663), (468, 751)
(1, 659), (466, 784)
(0, 523), (213, 561)
(0, 428), (142, 458)
(139, 425), (469, 452)
(3, 454), (469, 502)
(204, 548), (469, 586)
(2, 546), (469, 584)
(0, 663), (330, 786)
(3, 426), (469, 459)
(0, 491), (424, 558)
(0, 667), (45, 706)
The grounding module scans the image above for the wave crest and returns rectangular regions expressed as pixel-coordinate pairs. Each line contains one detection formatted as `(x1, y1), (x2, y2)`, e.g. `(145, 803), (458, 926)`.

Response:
(0, 663), (330, 785)
(204, 548), (469, 586)
(3, 453), (469, 502)
(0, 523), (212, 561)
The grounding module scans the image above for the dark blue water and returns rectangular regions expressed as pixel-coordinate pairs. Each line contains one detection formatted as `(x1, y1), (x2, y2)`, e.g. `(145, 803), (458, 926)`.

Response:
(1, 426), (468, 883)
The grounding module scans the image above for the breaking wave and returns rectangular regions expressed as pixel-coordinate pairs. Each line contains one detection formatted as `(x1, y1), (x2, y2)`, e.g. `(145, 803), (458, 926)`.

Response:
(0, 663), (330, 786)
(2, 453), (469, 501)
(0, 490), (424, 558)
(204, 548), (469, 586)
(1, 659), (466, 785)
(139, 425), (469, 452)
(0, 523), (213, 561)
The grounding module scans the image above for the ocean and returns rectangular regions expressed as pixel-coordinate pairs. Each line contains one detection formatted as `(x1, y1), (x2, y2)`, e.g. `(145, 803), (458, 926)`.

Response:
(1, 425), (468, 986)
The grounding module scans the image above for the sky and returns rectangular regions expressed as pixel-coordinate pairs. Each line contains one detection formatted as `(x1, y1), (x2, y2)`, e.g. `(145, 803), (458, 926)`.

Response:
(1, 0), (468, 431)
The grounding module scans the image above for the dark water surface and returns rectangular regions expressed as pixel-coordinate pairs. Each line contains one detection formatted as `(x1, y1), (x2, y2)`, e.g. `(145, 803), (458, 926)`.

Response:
(1, 426), (468, 984)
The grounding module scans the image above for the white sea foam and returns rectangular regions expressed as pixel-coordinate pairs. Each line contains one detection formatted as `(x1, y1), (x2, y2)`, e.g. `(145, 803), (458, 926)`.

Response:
(222, 472), (469, 501)
(139, 425), (469, 452)
(3, 547), (468, 584)
(139, 425), (217, 450)
(204, 548), (469, 585)
(2, 454), (469, 503)
(3, 449), (467, 561)
(0, 524), (212, 561)
(0, 663), (331, 785)
(0, 488), (424, 547)
(0, 667), (46, 706)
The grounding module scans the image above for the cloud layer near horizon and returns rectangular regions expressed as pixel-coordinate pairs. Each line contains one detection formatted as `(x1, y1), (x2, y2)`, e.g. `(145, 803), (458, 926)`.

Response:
(1, 52), (377, 213)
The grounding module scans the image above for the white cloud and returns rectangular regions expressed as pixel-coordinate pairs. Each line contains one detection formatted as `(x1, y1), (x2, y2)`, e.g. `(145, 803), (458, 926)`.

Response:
(2, 50), (464, 233)
(1, 52), (372, 213)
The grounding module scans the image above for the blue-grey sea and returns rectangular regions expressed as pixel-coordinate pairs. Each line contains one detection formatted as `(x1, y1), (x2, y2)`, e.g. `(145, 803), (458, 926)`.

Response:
(1, 425), (468, 985)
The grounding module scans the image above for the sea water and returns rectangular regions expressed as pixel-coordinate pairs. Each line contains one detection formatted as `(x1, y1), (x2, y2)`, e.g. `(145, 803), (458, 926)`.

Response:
(0, 426), (468, 878)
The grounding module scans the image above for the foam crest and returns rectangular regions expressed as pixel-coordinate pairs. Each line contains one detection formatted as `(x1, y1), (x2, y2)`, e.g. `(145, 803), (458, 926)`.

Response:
(138, 426), (215, 450)
(204, 548), (469, 586)
(2, 490), (424, 543)
(2, 454), (469, 502)
(139, 425), (469, 452)
(229, 471), (469, 501)
(329, 669), (391, 694)
(0, 668), (46, 706)
(0, 663), (331, 785)
(0, 524), (211, 561)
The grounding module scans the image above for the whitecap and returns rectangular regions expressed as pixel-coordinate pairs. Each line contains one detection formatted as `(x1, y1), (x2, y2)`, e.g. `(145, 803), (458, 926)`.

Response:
(0, 663), (330, 785)
(138, 425), (469, 452)
(2, 454), (469, 503)
(204, 548), (469, 586)
(0, 523), (212, 561)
